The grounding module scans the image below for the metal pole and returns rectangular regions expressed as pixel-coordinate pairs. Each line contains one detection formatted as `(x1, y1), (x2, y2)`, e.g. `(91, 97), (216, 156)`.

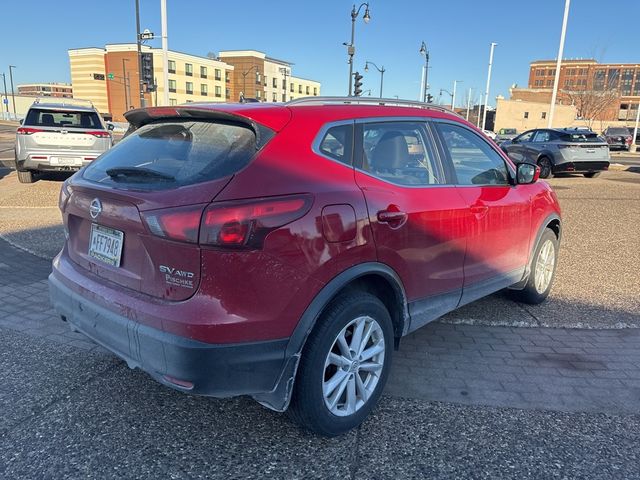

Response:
(122, 59), (129, 114)
(1, 73), (8, 118)
(466, 87), (472, 121)
(420, 65), (425, 102)
(424, 53), (429, 102)
(127, 72), (132, 110)
(135, 0), (145, 107)
(481, 43), (497, 131)
(8, 65), (16, 119)
(379, 68), (384, 98)
(631, 101), (640, 152)
(348, 7), (356, 96)
(452, 80), (461, 111)
(548, 0), (570, 128)
(160, 0), (169, 106)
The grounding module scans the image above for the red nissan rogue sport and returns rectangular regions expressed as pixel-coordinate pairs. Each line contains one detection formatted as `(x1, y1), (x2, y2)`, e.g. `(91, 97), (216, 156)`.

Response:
(49, 97), (561, 436)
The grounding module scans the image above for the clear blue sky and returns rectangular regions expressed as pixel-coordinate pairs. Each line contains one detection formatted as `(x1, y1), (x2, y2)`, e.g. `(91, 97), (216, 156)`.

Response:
(1, 0), (637, 107)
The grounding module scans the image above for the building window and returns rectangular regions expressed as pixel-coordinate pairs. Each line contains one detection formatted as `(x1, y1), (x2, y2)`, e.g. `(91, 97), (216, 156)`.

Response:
(272, 92), (277, 102)
(282, 79), (286, 89)
(524, 112), (529, 119)
(200, 66), (207, 79)
(546, 79), (553, 87)
(168, 79), (176, 93)
(314, 87), (318, 96)
(201, 84), (208, 96)
(256, 72), (261, 84)
(186, 82), (193, 95)
(594, 69), (606, 91)
(282, 93), (286, 102)
(290, 83), (294, 92)
(256, 90), (261, 99)
(306, 86), (310, 95)
(168, 60), (176, 74)
(225, 88), (230, 99)
(215, 85), (222, 98)
(169, 98), (177, 106)
(215, 69), (222, 81)
(298, 85), (302, 93)
(225, 72), (230, 83)
(185, 63), (193, 76)
(541, 112), (547, 119)
(272, 77), (278, 88)
(608, 69), (620, 88)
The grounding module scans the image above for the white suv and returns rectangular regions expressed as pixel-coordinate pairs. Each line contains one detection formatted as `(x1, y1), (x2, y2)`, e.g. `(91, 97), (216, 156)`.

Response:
(14, 99), (113, 183)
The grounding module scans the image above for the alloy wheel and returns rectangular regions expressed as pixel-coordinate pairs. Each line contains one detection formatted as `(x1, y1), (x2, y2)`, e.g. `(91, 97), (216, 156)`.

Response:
(534, 239), (555, 293)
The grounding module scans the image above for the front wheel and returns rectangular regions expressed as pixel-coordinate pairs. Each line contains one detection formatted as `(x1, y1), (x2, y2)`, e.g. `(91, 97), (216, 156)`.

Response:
(537, 157), (553, 179)
(510, 228), (559, 305)
(287, 292), (393, 436)
(584, 172), (601, 178)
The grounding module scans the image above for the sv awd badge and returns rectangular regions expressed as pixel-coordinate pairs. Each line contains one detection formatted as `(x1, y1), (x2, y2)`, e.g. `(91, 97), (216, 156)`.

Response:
(159, 265), (195, 289)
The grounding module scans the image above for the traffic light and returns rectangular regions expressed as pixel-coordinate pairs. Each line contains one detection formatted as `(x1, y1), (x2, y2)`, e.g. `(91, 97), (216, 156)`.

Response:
(141, 53), (154, 88)
(353, 71), (363, 97)
(426, 93), (434, 103)
(107, 73), (115, 80)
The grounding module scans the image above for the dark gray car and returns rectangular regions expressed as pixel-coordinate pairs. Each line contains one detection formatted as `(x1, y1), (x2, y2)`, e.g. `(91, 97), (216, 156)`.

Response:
(495, 128), (518, 144)
(500, 128), (610, 179)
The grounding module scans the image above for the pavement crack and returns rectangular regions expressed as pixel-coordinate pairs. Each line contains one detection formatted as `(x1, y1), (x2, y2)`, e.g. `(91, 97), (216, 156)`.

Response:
(0, 361), (119, 439)
(517, 302), (542, 327)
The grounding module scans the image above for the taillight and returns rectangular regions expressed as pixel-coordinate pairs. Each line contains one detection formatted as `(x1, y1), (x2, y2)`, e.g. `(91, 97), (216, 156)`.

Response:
(17, 127), (42, 135)
(142, 204), (206, 243)
(59, 182), (71, 211)
(86, 130), (110, 138)
(200, 194), (313, 249)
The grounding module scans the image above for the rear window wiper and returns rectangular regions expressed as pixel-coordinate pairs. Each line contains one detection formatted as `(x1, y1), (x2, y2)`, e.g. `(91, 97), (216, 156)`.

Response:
(106, 167), (175, 182)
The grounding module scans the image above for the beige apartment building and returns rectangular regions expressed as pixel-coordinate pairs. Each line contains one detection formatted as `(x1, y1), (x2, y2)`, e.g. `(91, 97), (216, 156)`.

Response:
(69, 46), (320, 121)
(17, 83), (73, 98)
(218, 50), (320, 102)
(494, 98), (577, 132)
(69, 44), (233, 121)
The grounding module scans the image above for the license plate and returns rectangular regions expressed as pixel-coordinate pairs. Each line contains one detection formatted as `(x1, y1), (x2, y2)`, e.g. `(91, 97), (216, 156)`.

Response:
(89, 224), (124, 267)
(51, 156), (82, 166)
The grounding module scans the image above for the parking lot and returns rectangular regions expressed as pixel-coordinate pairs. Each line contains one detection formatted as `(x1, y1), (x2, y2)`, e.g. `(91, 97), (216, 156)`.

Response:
(1, 128), (640, 477)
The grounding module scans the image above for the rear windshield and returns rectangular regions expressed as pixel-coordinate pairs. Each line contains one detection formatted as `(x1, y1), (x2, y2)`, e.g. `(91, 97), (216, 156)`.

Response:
(500, 129), (517, 134)
(559, 132), (602, 143)
(606, 128), (629, 135)
(82, 120), (257, 190)
(25, 108), (103, 129)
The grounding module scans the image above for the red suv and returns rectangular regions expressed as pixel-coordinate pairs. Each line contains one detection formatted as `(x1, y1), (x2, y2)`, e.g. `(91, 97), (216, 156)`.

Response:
(49, 98), (561, 436)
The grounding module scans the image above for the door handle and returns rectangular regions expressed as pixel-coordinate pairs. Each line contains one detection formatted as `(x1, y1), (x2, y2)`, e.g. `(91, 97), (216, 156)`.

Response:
(377, 209), (407, 227)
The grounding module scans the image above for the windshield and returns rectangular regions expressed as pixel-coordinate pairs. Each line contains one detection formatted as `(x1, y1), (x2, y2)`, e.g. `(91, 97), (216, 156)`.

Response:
(25, 108), (103, 129)
(83, 120), (258, 190)
(500, 129), (517, 135)
(606, 128), (629, 135)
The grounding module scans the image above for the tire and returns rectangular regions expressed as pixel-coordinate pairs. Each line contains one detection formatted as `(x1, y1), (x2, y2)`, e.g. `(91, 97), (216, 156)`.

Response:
(537, 157), (553, 179)
(17, 169), (34, 183)
(584, 172), (600, 178)
(510, 228), (559, 305)
(287, 291), (394, 436)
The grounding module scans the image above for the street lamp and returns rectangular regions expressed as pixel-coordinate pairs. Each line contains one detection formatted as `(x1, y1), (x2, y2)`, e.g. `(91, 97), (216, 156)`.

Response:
(548, 0), (571, 128)
(451, 80), (463, 111)
(345, 3), (371, 96)
(241, 65), (258, 101)
(122, 58), (131, 114)
(364, 61), (385, 98)
(0, 73), (9, 119)
(8, 65), (16, 119)
(419, 41), (430, 102)
(481, 42), (497, 130)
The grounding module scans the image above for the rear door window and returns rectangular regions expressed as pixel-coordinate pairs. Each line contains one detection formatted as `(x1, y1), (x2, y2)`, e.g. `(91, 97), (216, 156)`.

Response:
(25, 109), (103, 129)
(560, 132), (602, 143)
(360, 121), (445, 186)
(83, 120), (258, 190)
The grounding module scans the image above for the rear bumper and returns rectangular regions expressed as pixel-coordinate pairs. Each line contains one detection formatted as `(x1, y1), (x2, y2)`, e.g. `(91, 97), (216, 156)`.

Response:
(17, 150), (108, 171)
(48, 272), (289, 398)
(554, 161), (610, 173)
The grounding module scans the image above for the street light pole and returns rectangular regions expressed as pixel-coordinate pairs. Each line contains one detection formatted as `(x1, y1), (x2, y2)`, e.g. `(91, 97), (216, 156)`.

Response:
(241, 65), (258, 101)
(466, 87), (473, 121)
(346, 3), (371, 96)
(8, 65), (17, 119)
(548, 0), (571, 128)
(365, 61), (385, 98)
(160, 0), (169, 106)
(279, 67), (289, 101)
(419, 42), (430, 102)
(135, 0), (146, 108)
(0, 73), (9, 119)
(481, 42), (497, 131)
(122, 58), (130, 113)
(451, 80), (462, 111)
(631, 101), (640, 153)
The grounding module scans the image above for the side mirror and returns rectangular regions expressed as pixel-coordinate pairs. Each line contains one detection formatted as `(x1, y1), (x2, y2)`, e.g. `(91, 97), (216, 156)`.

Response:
(106, 123), (115, 131)
(511, 137), (518, 144)
(517, 162), (539, 184)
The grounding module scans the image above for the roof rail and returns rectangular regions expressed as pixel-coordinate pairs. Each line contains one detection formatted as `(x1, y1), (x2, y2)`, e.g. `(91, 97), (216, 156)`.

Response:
(285, 96), (463, 117)
(33, 97), (94, 108)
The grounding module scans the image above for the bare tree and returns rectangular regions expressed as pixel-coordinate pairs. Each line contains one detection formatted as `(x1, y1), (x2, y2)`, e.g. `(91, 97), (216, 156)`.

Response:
(562, 65), (620, 128)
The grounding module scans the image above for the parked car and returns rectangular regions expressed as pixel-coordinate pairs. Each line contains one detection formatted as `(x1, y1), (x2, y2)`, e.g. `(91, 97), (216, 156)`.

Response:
(14, 99), (113, 183)
(495, 128), (518, 144)
(627, 126), (640, 145)
(500, 127), (610, 178)
(49, 98), (561, 436)
(602, 126), (632, 151)
(482, 129), (497, 140)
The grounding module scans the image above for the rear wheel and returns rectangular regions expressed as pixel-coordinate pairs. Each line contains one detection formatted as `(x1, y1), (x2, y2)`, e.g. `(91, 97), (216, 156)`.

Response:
(16, 169), (34, 184)
(287, 291), (393, 436)
(584, 172), (601, 178)
(537, 157), (553, 179)
(510, 229), (558, 305)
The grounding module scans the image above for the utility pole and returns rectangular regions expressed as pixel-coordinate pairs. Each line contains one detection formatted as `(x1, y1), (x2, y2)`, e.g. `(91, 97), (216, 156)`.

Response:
(160, 0), (169, 106)
(466, 87), (473, 121)
(8, 65), (17, 119)
(451, 80), (462, 111)
(346, 3), (371, 96)
(631, 101), (640, 153)
(419, 42), (430, 102)
(548, 0), (571, 128)
(122, 58), (129, 113)
(135, 0), (146, 108)
(0, 73), (9, 119)
(481, 43), (497, 131)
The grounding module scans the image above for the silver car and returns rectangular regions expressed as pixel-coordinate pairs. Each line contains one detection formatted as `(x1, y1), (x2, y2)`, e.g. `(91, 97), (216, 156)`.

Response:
(14, 100), (113, 183)
(500, 128), (610, 179)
